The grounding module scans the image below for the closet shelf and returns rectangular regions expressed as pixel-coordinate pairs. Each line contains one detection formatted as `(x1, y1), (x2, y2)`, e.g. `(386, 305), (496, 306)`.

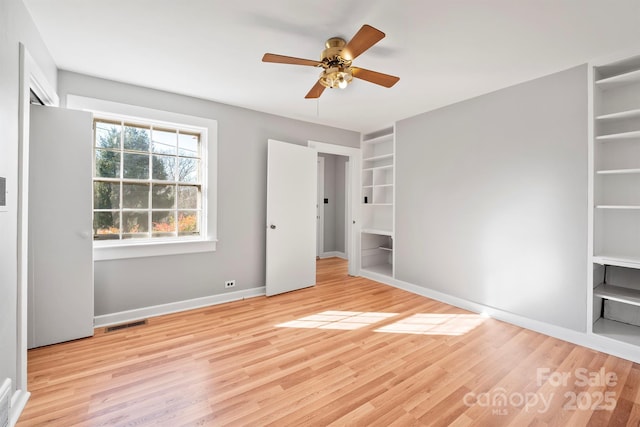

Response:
(362, 134), (393, 145)
(596, 130), (640, 141)
(593, 318), (640, 347)
(593, 255), (640, 270)
(594, 283), (640, 307)
(361, 263), (393, 277)
(595, 205), (640, 210)
(597, 108), (640, 121)
(363, 153), (393, 162)
(363, 165), (393, 172)
(361, 228), (393, 237)
(595, 69), (640, 88)
(597, 168), (640, 175)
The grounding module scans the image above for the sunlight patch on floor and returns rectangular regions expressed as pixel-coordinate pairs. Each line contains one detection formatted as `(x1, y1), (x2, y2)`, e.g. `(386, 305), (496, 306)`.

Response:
(374, 313), (486, 336)
(275, 311), (398, 330)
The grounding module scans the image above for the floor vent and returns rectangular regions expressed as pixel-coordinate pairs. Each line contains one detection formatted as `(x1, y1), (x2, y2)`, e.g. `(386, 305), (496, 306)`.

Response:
(0, 378), (10, 427)
(105, 319), (147, 333)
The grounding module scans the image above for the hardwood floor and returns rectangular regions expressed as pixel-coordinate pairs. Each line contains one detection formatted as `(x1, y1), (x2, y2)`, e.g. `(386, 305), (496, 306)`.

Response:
(18, 258), (640, 426)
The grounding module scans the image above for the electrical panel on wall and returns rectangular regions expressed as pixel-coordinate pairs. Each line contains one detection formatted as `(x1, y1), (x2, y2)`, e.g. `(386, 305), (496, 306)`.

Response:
(0, 177), (7, 212)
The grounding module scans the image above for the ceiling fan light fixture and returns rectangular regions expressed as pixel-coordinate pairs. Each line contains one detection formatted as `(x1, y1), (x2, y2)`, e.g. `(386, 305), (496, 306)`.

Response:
(262, 24), (399, 98)
(320, 66), (353, 90)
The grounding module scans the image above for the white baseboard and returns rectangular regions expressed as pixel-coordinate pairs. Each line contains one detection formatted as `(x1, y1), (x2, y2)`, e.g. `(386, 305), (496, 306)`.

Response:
(94, 287), (266, 328)
(368, 273), (640, 364)
(10, 390), (30, 427)
(319, 251), (347, 259)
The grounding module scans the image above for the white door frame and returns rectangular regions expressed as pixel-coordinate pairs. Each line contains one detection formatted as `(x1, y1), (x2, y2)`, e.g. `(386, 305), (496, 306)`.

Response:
(316, 157), (325, 257)
(344, 160), (350, 259)
(16, 43), (59, 410)
(308, 141), (360, 276)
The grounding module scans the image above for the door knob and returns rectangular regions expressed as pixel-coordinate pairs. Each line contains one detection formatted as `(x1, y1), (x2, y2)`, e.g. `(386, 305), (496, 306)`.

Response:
(270, 224), (276, 229)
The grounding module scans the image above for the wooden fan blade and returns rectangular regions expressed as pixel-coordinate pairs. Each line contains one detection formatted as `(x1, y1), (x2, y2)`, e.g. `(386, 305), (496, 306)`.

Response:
(305, 80), (326, 99)
(262, 53), (321, 67)
(342, 24), (385, 60)
(352, 67), (400, 88)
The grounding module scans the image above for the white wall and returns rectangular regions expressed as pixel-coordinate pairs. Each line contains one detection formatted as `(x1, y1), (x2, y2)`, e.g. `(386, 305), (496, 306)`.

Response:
(318, 153), (347, 254)
(57, 71), (360, 316)
(0, 0), (57, 398)
(395, 65), (588, 332)
(320, 153), (337, 252)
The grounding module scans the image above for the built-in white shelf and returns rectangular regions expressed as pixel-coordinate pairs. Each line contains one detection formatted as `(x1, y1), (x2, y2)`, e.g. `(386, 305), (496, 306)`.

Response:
(593, 318), (640, 347)
(595, 69), (640, 89)
(596, 130), (640, 141)
(361, 228), (393, 237)
(595, 205), (640, 210)
(361, 263), (393, 277)
(594, 283), (640, 307)
(362, 133), (393, 145)
(593, 255), (640, 270)
(591, 55), (640, 355)
(363, 153), (393, 162)
(597, 168), (640, 175)
(361, 127), (394, 279)
(363, 165), (393, 172)
(597, 108), (640, 121)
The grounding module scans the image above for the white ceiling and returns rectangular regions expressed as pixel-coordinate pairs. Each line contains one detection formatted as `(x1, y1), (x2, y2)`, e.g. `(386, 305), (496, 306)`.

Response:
(23, 0), (640, 133)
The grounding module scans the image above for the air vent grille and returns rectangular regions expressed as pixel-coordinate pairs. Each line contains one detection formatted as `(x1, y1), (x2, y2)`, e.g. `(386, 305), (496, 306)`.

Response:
(105, 319), (147, 333)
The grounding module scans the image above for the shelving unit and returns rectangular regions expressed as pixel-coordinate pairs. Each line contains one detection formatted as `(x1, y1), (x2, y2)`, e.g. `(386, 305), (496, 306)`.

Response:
(360, 127), (395, 279)
(590, 53), (640, 347)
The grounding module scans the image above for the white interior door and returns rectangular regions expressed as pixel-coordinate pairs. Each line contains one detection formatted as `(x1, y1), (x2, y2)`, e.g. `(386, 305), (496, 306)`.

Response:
(266, 139), (317, 296)
(28, 105), (94, 348)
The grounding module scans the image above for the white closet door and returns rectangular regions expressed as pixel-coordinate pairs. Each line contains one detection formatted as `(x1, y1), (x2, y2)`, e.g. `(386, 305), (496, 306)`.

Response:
(28, 105), (94, 348)
(266, 139), (317, 296)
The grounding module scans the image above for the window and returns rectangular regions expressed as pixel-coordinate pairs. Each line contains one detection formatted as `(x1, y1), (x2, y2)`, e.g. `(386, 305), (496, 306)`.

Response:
(67, 95), (217, 260)
(93, 118), (205, 242)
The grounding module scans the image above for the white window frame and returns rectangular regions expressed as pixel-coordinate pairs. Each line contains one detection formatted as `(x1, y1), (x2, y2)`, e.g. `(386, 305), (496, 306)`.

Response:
(67, 95), (218, 260)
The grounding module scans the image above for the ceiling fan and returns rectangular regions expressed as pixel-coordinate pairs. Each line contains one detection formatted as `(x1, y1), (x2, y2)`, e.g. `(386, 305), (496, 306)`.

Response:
(262, 24), (400, 99)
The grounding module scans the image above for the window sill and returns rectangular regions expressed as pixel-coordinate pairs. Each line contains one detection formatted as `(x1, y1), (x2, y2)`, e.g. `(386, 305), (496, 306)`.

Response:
(94, 238), (217, 261)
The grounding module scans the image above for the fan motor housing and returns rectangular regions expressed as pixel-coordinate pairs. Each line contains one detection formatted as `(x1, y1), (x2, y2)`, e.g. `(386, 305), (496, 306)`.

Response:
(321, 37), (350, 66)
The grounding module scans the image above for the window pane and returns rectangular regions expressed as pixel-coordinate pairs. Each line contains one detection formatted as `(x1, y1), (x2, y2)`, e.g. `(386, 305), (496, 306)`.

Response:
(95, 149), (120, 178)
(152, 128), (177, 155)
(94, 212), (120, 239)
(178, 185), (199, 209)
(152, 211), (175, 234)
(178, 132), (199, 157)
(123, 124), (150, 152)
(123, 183), (149, 208)
(94, 181), (120, 209)
(178, 211), (199, 235)
(152, 184), (175, 209)
(92, 116), (206, 244)
(178, 158), (199, 183)
(123, 211), (149, 238)
(152, 155), (176, 180)
(123, 153), (149, 179)
(95, 121), (121, 149)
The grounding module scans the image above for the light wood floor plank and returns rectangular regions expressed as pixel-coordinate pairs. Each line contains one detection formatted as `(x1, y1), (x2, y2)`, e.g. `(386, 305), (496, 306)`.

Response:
(18, 258), (640, 426)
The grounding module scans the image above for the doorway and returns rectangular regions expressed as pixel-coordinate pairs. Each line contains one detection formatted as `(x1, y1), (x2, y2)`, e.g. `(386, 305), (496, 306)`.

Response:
(317, 153), (349, 260)
(308, 140), (360, 277)
(16, 43), (60, 412)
